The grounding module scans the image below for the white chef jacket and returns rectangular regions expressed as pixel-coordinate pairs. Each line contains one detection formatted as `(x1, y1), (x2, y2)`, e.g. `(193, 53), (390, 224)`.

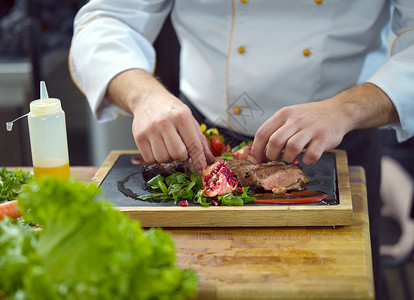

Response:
(69, 0), (414, 141)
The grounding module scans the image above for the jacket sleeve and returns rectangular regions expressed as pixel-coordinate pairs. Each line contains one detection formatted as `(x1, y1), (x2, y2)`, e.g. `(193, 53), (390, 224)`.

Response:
(69, 0), (173, 121)
(367, 0), (414, 141)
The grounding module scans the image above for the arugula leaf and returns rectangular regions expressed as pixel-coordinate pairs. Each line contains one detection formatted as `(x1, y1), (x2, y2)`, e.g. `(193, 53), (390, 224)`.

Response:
(147, 174), (168, 193)
(194, 189), (211, 207)
(217, 187), (256, 206)
(0, 177), (197, 299)
(218, 193), (244, 206)
(190, 173), (203, 190)
(139, 172), (203, 204)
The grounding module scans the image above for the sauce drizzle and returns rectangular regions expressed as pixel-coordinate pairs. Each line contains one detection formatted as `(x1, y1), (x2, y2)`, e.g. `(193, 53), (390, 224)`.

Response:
(252, 190), (328, 204)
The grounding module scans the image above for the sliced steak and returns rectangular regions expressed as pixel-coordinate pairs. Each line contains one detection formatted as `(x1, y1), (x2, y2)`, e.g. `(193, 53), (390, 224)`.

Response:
(254, 164), (309, 194)
(226, 160), (309, 194)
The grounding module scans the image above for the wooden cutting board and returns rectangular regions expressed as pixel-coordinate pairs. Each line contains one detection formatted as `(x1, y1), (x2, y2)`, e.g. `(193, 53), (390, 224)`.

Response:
(92, 149), (352, 227)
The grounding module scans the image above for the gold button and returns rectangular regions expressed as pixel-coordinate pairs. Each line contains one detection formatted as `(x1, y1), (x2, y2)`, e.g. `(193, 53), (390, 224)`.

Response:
(234, 106), (242, 114)
(240, 0), (248, 3)
(315, 0), (323, 4)
(303, 48), (311, 56)
(238, 46), (246, 54)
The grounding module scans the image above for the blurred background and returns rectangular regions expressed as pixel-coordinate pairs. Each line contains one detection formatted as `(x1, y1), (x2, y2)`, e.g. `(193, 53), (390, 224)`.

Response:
(0, 1), (413, 299)
(0, 0), (179, 167)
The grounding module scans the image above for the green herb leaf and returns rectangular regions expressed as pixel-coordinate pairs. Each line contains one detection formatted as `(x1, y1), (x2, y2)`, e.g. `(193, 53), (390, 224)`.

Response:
(217, 187), (256, 206)
(194, 189), (211, 207)
(0, 167), (33, 203)
(221, 152), (234, 160)
(139, 172), (203, 204)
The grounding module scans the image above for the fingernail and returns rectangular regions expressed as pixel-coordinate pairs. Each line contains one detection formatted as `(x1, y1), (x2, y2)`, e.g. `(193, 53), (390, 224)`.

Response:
(251, 157), (258, 164)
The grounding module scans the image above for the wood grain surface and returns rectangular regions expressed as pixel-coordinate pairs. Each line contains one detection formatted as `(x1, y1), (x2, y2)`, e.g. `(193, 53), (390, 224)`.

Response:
(13, 162), (372, 299)
(91, 150), (353, 227)
(74, 165), (374, 299)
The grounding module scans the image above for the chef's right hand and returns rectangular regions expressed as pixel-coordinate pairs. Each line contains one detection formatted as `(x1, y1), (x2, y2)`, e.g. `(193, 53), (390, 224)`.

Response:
(106, 69), (214, 170)
(131, 89), (215, 170)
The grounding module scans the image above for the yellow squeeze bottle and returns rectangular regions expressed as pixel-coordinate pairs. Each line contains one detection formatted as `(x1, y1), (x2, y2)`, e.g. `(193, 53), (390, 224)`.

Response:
(28, 81), (70, 179)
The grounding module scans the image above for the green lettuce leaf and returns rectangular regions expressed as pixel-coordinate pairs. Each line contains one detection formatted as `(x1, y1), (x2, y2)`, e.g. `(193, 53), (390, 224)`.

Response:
(0, 177), (197, 300)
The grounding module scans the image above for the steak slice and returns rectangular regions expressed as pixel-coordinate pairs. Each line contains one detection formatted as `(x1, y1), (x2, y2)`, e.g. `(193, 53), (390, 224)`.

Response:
(227, 160), (309, 194)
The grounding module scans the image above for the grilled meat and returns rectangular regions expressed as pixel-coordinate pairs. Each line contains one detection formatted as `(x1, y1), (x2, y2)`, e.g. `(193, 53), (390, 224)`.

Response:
(141, 158), (309, 194)
(141, 160), (194, 182)
(225, 159), (309, 194)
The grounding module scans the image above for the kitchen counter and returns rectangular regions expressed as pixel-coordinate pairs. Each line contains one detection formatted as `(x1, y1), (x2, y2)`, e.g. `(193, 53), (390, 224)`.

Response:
(29, 165), (375, 299)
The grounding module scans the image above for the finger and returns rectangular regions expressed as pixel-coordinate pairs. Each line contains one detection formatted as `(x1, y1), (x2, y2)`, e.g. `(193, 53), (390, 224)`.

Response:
(162, 125), (189, 161)
(178, 119), (207, 171)
(262, 145), (271, 163)
(264, 124), (298, 161)
(301, 139), (326, 165)
(135, 138), (155, 163)
(251, 124), (274, 164)
(203, 139), (216, 164)
(194, 119), (215, 164)
(148, 132), (171, 163)
(282, 130), (311, 163)
(251, 112), (287, 163)
(133, 125), (157, 163)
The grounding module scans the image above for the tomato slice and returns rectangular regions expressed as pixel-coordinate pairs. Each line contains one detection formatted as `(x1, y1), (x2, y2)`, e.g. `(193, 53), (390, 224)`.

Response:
(204, 134), (219, 156)
(211, 135), (225, 154)
(223, 144), (231, 153)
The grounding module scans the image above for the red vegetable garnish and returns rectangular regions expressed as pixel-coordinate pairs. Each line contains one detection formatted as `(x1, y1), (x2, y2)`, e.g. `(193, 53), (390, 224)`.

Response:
(223, 144), (231, 153)
(231, 144), (252, 159)
(201, 125), (231, 156)
(211, 135), (225, 155)
(201, 161), (238, 197)
(253, 198), (322, 204)
(212, 200), (220, 206)
(252, 190), (327, 204)
(0, 200), (22, 220)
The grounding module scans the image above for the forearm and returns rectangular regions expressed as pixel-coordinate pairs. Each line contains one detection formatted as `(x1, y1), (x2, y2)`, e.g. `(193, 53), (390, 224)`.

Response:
(106, 68), (171, 115)
(331, 82), (399, 131)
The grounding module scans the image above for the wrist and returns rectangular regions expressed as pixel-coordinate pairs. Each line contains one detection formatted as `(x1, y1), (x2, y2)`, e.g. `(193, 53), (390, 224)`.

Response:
(330, 83), (398, 132)
(106, 68), (168, 114)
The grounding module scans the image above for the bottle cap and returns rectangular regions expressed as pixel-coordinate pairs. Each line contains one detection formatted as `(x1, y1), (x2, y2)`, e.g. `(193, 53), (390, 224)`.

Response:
(30, 81), (62, 116)
(30, 98), (62, 116)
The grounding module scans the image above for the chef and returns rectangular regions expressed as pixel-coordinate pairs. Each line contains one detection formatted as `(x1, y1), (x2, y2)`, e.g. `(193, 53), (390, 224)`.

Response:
(69, 0), (414, 297)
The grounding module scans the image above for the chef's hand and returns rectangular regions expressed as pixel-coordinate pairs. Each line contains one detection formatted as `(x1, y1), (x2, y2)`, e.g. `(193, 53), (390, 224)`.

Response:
(251, 83), (399, 165)
(106, 69), (214, 170)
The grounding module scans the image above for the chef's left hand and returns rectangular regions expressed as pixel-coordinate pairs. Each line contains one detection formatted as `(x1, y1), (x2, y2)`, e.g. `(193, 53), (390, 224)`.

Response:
(251, 83), (399, 165)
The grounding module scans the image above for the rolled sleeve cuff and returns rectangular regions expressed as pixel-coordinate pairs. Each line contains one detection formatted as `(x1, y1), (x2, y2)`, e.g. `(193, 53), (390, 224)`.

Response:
(367, 47), (414, 142)
(69, 17), (156, 122)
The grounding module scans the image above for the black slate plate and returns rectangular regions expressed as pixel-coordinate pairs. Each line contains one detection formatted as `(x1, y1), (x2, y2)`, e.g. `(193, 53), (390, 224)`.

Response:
(99, 153), (338, 207)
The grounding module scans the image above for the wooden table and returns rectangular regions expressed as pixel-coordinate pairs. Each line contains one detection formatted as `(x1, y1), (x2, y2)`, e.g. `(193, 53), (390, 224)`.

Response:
(55, 166), (375, 299)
